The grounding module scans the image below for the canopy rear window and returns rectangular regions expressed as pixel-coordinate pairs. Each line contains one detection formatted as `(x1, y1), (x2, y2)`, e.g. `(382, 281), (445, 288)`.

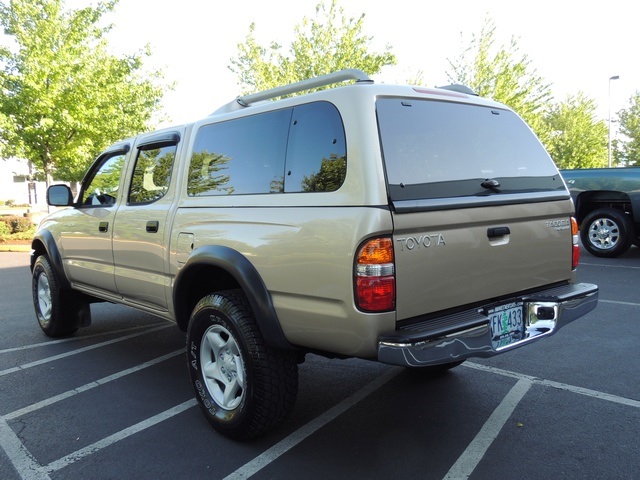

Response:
(377, 98), (565, 204)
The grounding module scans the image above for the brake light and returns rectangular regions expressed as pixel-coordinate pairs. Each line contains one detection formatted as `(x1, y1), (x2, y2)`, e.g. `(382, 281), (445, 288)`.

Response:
(355, 237), (395, 312)
(571, 217), (580, 269)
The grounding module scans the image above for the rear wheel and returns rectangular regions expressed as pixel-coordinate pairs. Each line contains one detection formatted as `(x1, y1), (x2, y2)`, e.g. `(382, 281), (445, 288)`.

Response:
(580, 208), (634, 258)
(187, 290), (298, 440)
(32, 255), (82, 337)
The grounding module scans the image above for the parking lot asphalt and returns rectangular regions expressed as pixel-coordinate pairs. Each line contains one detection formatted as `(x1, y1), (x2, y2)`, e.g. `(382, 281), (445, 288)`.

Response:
(1, 247), (639, 480)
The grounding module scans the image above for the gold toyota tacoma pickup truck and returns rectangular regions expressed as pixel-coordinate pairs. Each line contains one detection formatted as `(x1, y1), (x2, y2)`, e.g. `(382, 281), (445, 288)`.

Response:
(31, 69), (598, 440)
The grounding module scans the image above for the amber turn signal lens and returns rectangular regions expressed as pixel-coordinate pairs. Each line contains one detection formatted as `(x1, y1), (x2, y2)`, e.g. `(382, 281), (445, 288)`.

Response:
(357, 237), (393, 264)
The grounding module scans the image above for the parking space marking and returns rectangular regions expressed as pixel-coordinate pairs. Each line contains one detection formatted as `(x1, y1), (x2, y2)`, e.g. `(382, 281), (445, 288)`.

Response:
(0, 323), (168, 355)
(580, 262), (640, 270)
(443, 378), (533, 480)
(1, 349), (185, 480)
(2, 356), (638, 480)
(599, 299), (640, 307)
(537, 378), (640, 408)
(223, 367), (404, 480)
(465, 362), (640, 408)
(0, 417), (51, 480)
(43, 399), (197, 475)
(4, 350), (183, 421)
(0, 325), (171, 378)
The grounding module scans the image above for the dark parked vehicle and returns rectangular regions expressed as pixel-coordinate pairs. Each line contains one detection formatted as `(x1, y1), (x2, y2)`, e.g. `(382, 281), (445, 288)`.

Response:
(560, 167), (640, 257)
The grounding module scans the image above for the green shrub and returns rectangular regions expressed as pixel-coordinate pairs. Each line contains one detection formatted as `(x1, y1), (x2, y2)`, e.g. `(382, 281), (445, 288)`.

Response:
(10, 226), (36, 240)
(0, 221), (10, 238)
(2, 215), (32, 233)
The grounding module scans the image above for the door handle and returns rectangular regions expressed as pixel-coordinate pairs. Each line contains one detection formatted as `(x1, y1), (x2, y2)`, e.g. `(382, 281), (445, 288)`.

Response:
(99, 221), (109, 232)
(146, 220), (159, 233)
(487, 226), (510, 238)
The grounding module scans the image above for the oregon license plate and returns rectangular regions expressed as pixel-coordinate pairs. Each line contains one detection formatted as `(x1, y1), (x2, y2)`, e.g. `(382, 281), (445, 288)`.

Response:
(488, 302), (524, 349)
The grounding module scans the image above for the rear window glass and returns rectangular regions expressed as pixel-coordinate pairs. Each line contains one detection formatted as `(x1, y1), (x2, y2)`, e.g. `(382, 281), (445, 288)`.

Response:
(377, 98), (564, 201)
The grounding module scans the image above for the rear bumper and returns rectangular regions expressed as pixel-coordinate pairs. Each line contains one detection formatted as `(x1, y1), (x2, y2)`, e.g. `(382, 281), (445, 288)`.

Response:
(378, 283), (598, 367)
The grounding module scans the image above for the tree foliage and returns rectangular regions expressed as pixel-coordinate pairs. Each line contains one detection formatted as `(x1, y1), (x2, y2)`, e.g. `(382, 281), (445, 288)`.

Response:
(544, 93), (608, 169)
(0, 0), (169, 183)
(229, 0), (396, 94)
(446, 19), (552, 143)
(446, 18), (615, 169)
(615, 92), (640, 166)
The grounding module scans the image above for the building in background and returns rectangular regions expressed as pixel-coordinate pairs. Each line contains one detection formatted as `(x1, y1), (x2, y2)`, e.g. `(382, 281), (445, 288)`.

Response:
(1, 158), (51, 210)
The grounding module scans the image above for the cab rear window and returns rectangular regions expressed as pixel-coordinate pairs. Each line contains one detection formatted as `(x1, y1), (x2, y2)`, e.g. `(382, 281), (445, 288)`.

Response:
(377, 98), (564, 203)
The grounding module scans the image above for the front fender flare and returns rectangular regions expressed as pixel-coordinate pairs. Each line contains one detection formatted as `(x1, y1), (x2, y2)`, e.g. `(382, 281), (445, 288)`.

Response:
(31, 230), (71, 290)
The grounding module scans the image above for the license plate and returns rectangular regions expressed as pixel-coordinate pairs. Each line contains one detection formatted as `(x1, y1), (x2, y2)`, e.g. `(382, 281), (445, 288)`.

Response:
(488, 302), (524, 350)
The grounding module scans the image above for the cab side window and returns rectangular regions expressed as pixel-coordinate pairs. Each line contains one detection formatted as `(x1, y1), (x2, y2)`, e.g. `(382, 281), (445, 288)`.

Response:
(285, 102), (346, 193)
(128, 144), (177, 204)
(80, 153), (125, 206)
(188, 109), (291, 196)
(187, 101), (347, 196)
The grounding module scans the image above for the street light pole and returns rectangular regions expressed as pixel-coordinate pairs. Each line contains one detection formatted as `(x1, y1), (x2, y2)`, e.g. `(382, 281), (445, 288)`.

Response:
(608, 75), (620, 168)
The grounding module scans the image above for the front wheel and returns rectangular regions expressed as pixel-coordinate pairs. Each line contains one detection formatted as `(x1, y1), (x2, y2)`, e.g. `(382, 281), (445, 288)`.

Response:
(580, 208), (634, 258)
(187, 290), (298, 440)
(32, 255), (82, 337)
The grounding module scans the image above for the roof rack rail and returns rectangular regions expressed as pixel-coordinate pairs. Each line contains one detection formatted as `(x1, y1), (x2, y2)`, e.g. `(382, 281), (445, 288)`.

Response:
(213, 69), (372, 115)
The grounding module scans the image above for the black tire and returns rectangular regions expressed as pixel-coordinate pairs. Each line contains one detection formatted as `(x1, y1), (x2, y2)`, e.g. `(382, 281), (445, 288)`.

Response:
(32, 255), (81, 337)
(580, 208), (634, 258)
(187, 290), (298, 440)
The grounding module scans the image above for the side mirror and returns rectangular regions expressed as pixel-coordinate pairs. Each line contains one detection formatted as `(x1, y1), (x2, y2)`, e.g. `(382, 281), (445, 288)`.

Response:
(47, 185), (74, 206)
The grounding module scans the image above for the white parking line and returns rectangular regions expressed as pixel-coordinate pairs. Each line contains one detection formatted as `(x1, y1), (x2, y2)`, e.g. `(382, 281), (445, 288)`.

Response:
(0, 417), (51, 480)
(4, 350), (183, 421)
(222, 367), (404, 480)
(42, 400), (197, 475)
(580, 262), (640, 270)
(0, 325), (172, 377)
(0, 323), (168, 355)
(464, 362), (640, 408)
(599, 299), (640, 307)
(443, 378), (533, 480)
(0, 348), (185, 480)
(2, 357), (639, 480)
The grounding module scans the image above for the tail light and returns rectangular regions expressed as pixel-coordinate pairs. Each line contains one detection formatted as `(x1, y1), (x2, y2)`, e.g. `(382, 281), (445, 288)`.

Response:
(355, 237), (395, 312)
(571, 217), (580, 269)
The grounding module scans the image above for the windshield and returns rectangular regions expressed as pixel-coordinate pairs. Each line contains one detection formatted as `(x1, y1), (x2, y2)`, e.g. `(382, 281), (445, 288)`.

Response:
(377, 98), (564, 202)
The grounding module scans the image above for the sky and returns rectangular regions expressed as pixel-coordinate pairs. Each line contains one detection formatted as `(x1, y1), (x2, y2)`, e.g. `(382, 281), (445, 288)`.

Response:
(76, 0), (640, 130)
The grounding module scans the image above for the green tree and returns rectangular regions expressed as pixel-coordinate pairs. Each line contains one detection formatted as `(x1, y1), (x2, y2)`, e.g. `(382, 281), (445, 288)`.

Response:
(544, 93), (608, 169)
(0, 0), (169, 184)
(614, 92), (640, 166)
(229, 0), (396, 94)
(446, 19), (552, 143)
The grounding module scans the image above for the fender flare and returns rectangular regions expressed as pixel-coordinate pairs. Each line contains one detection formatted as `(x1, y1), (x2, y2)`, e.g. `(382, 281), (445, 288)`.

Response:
(174, 245), (294, 351)
(31, 230), (72, 290)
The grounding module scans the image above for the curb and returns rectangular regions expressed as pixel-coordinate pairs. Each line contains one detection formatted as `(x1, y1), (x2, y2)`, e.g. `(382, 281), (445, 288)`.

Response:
(0, 245), (31, 252)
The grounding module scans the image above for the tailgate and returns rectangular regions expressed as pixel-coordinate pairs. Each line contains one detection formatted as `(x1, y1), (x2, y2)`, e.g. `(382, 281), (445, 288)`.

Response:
(392, 201), (573, 321)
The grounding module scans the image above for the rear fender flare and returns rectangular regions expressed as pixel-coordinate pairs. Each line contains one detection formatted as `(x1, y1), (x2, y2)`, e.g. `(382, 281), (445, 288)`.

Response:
(173, 245), (294, 351)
